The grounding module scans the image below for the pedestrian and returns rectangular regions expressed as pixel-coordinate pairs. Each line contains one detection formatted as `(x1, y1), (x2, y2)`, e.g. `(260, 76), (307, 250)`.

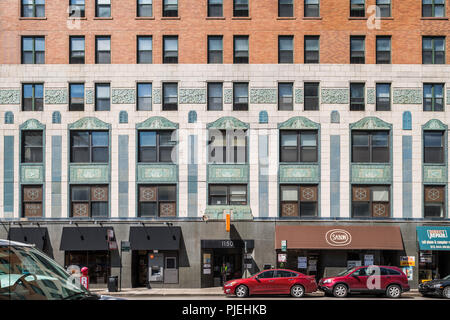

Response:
(221, 263), (228, 285)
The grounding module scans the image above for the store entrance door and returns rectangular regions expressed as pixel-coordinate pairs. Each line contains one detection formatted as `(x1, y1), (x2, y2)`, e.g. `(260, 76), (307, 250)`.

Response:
(213, 248), (243, 285)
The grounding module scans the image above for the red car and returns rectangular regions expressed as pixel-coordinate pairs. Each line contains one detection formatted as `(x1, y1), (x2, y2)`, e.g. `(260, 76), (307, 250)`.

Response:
(223, 269), (317, 298)
(319, 265), (410, 298)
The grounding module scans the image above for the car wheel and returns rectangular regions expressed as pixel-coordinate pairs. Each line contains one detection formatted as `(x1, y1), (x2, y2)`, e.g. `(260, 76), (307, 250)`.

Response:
(386, 285), (402, 299)
(235, 285), (248, 298)
(443, 286), (450, 299)
(290, 284), (305, 298)
(333, 284), (348, 298)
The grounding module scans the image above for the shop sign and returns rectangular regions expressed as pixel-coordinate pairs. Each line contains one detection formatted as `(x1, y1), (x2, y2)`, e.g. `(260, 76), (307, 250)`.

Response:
(347, 260), (362, 268)
(298, 257), (307, 269)
(203, 253), (211, 264)
(281, 240), (287, 252)
(417, 226), (450, 251)
(364, 255), (374, 266)
(121, 241), (131, 252)
(325, 229), (352, 247)
(400, 256), (415, 267)
(278, 253), (287, 263)
(402, 266), (414, 281)
(203, 269), (211, 275)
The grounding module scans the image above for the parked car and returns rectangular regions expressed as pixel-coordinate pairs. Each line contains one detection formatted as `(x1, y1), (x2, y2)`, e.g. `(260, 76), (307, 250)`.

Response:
(419, 275), (450, 299)
(318, 265), (410, 298)
(0, 239), (121, 300)
(223, 269), (317, 298)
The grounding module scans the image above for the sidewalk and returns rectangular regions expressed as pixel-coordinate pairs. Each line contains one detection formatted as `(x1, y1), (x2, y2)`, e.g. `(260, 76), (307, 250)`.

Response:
(90, 287), (420, 298)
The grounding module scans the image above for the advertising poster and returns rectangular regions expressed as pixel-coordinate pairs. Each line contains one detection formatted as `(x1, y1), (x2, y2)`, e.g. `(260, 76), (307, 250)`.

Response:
(278, 253), (287, 263)
(402, 266), (413, 281)
(298, 257), (307, 269)
(364, 254), (374, 266)
(400, 256), (416, 267)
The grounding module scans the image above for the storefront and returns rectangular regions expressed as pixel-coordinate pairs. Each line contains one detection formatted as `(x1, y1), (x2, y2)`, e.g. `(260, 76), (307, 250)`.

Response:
(417, 226), (450, 283)
(201, 239), (254, 288)
(129, 226), (181, 287)
(275, 225), (405, 280)
(60, 227), (117, 286)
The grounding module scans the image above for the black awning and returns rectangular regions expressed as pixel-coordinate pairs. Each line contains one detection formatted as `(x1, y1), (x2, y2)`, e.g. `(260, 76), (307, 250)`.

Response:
(8, 227), (48, 250)
(129, 226), (181, 251)
(60, 227), (113, 251)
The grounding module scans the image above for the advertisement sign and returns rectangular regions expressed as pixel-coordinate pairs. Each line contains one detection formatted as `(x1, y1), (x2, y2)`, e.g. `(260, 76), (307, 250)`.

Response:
(297, 257), (307, 269)
(417, 226), (450, 250)
(203, 253), (211, 264)
(402, 266), (413, 281)
(281, 240), (287, 252)
(121, 241), (130, 252)
(364, 254), (374, 266)
(203, 269), (211, 275)
(278, 253), (287, 263)
(347, 260), (362, 268)
(400, 256), (416, 267)
(80, 276), (89, 289)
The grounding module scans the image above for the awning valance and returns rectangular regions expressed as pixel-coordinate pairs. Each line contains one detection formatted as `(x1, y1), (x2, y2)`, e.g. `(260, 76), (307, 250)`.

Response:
(129, 226), (181, 251)
(8, 227), (48, 250)
(60, 227), (115, 251)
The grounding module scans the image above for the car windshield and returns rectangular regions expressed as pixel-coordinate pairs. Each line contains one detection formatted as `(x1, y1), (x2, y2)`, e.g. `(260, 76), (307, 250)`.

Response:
(337, 267), (357, 276)
(0, 244), (89, 300)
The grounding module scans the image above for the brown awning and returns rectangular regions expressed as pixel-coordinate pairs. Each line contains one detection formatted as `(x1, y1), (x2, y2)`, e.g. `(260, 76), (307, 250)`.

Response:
(275, 225), (404, 250)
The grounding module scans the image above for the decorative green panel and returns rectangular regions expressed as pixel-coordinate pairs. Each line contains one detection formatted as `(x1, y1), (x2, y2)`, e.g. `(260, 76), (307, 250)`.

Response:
(224, 89), (233, 104)
(250, 88), (277, 104)
(137, 164), (178, 183)
(393, 89), (422, 104)
(0, 89), (20, 104)
(423, 119), (447, 131)
(112, 89), (136, 104)
(351, 164), (392, 184)
(179, 88), (207, 104)
(204, 206), (253, 220)
(208, 164), (249, 183)
(68, 117), (111, 130)
(136, 116), (179, 130)
(207, 117), (249, 130)
(278, 116), (319, 130)
(350, 117), (392, 130)
(153, 88), (161, 104)
(423, 165), (447, 184)
(321, 88), (349, 104)
(20, 119), (46, 130)
(295, 88), (304, 104)
(279, 164), (320, 183)
(367, 88), (375, 104)
(69, 165), (109, 183)
(45, 89), (68, 104)
(20, 165), (44, 183)
(85, 89), (94, 104)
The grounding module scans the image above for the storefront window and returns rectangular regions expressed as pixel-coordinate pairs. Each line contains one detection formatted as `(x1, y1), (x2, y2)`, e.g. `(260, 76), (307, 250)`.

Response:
(65, 251), (110, 284)
(352, 185), (390, 218)
(280, 185), (318, 217)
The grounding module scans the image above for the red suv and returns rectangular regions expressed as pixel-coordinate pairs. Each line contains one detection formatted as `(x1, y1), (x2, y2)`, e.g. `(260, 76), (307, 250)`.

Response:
(223, 269), (317, 298)
(319, 266), (410, 298)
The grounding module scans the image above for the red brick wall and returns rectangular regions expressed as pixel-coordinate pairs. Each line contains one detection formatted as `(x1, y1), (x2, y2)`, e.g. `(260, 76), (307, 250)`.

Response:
(1, 0), (449, 64)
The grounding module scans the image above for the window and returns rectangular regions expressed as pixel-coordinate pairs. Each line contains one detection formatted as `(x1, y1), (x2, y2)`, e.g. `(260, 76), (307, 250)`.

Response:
(163, 36), (178, 63)
(422, 0), (445, 17)
(96, 36), (111, 64)
(137, 0), (153, 17)
(352, 131), (389, 163)
(305, 0), (320, 17)
(258, 270), (275, 278)
(65, 251), (110, 284)
(208, 36), (223, 63)
(163, 83), (178, 110)
(96, 0), (111, 17)
(304, 82), (319, 110)
(138, 185), (177, 217)
(280, 130), (318, 162)
(234, 0), (249, 17)
(304, 36), (320, 63)
(71, 185), (108, 217)
(376, 83), (391, 111)
(137, 36), (152, 64)
(423, 37), (445, 64)
(376, 0), (391, 17)
(279, 36), (294, 63)
(424, 131), (444, 163)
(21, 0), (45, 17)
(209, 185), (247, 205)
(70, 36), (85, 64)
(280, 185), (318, 217)
(424, 186), (445, 218)
(279, 0), (294, 17)
(95, 83), (110, 111)
(234, 36), (249, 64)
(22, 83), (43, 111)
(350, 83), (365, 111)
(22, 131), (43, 163)
(233, 82), (249, 110)
(22, 186), (43, 218)
(278, 83), (293, 110)
(350, 36), (365, 64)
(423, 83), (444, 111)
(137, 83), (152, 111)
(69, 0), (85, 17)
(138, 131), (176, 162)
(350, 0), (365, 17)
(208, 129), (248, 163)
(207, 82), (223, 110)
(352, 185), (390, 218)
(376, 36), (391, 64)
(70, 131), (109, 163)
(208, 0), (223, 17)
(69, 83), (85, 111)
(22, 36), (45, 64)
(163, 0), (178, 17)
